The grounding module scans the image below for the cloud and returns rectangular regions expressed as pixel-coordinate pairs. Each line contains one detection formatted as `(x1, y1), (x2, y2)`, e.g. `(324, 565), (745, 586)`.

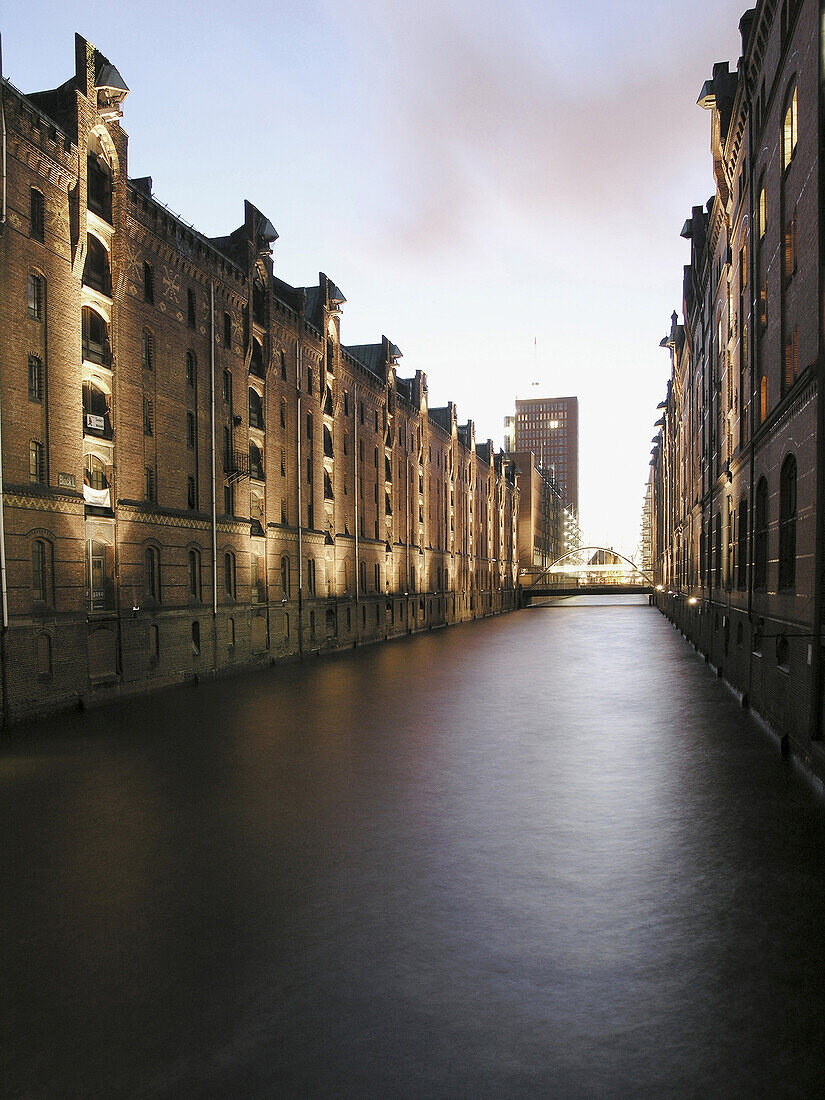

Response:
(328, 0), (746, 256)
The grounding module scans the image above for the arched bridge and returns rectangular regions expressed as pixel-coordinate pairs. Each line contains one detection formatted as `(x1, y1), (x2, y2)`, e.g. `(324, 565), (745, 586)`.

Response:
(521, 547), (653, 602)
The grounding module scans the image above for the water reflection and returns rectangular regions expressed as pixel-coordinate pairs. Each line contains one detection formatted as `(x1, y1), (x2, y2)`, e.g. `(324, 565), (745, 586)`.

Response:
(2, 599), (825, 1096)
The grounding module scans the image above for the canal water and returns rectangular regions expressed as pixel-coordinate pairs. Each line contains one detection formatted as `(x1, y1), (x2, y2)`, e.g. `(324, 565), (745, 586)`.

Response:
(3, 597), (825, 1097)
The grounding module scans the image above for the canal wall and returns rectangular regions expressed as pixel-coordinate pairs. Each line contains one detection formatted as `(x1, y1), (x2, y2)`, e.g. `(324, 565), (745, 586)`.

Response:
(654, 594), (825, 787)
(1, 588), (520, 727)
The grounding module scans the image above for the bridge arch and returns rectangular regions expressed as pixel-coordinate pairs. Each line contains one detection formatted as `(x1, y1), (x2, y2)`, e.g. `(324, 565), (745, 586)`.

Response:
(526, 547), (654, 589)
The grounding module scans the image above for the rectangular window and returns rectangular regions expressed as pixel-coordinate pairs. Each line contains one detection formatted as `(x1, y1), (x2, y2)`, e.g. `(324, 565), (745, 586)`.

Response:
(784, 329), (798, 391)
(144, 262), (154, 305)
(28, 355), (43, 402)
(29, 440), (45, 484)
(27, 274), (43, 320)
(30, 189), (45, 242)
(758, 186), (767, 240)
(187, 475), (196, 510)
(784, 211), (797, 282)
(187, 411), (196, 448)
(145, 466), (156, 502)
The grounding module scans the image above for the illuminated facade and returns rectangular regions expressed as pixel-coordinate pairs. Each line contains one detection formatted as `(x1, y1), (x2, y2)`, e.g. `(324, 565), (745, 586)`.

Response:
(651, 0), (825, 777)
(0, 36), (520, 723)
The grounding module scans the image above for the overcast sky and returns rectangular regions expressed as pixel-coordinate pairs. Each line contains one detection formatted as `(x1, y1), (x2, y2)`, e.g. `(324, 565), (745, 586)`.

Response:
(2, 1), (746, 555)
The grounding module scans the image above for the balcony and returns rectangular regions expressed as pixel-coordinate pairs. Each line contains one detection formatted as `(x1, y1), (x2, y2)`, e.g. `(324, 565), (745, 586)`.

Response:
(222, 448), (250, 485)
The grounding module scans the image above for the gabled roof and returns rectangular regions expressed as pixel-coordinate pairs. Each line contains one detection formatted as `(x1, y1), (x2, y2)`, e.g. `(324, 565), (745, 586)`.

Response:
(345, 343), (386, 380)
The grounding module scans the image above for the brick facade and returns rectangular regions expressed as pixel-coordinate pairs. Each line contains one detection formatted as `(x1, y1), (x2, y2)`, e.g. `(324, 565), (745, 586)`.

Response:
(651, 0), (825, 779)
(0, 36), (520, 724)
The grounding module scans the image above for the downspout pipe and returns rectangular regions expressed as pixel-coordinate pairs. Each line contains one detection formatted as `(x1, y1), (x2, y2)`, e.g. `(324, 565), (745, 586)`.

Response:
(354, 382), (359, 639)
(809, 2), (825, 742)
(210, 282), (217, 626)
(0, 35), (9, 724)
(1, 33), (7, 228)
(296, 334), (303, 658)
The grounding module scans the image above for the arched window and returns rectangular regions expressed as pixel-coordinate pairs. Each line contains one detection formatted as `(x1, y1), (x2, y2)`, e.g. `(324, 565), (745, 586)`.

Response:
(326, 607), (337, 640)
(280, 397), (287, 429)
(754, 477), (768, 589)
(280, 555), (291, 599)
(27, 273), (44, 320)
(188, 549), (201, 600)
(83, 233), (110, 295)
(374, 563), (380, 592)
(323, 425), (333, 457)
(323, 470), (334, 500)
(83, 454), (110, 509)
(249, 388), (264, 430)
(31, 538), (53, 604)
(779, 454), (797, 589)
(186, 350), (197, 387)
(360, 560), (367, 593)
(84, 454), (107, 489)
(249, 442), (264, 481)
(737, 497), (748, 589)
(191, 620), (201, 656)
(145, 546), (160, 601)
(307, 557), (316, 596)
(82, 306), (110, 365)
(143, 396), (154, 436)
(224, 551), (236, 599)
(782, 84), (798, 171)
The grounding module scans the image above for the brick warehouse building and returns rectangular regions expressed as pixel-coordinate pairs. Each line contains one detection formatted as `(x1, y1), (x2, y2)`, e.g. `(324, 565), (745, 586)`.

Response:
(651, 0), (825, 778)
(0, 36), (519, 723)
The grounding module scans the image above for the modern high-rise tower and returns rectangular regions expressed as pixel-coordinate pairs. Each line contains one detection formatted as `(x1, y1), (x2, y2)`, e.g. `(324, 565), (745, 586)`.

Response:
(505, 396), (579, 513)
